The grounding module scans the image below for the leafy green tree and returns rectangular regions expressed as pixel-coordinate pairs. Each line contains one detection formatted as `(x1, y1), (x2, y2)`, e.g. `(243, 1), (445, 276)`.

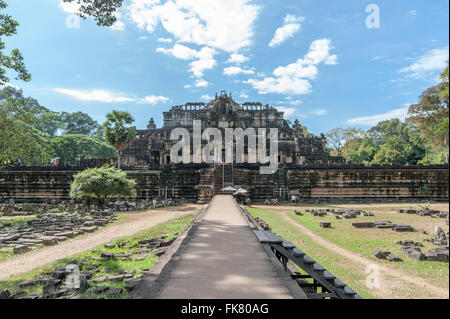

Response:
(0, 86), (63, 136)
(407, 64), (449, 163)
(63, 0), (123, 26)
(60, 111), (103, 136)
(0, 0), (31, 85)
(51, 134), (117, 164)
(371, 137), (409, 165)
(103, 110), (136, 169)
(0, 114), (52, 164)
(70, 165), (136, 206)
(326, 128), (365, 157)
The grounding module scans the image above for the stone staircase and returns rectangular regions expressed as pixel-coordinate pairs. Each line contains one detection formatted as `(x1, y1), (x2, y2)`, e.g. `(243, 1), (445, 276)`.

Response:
(213, 164), (233, 194)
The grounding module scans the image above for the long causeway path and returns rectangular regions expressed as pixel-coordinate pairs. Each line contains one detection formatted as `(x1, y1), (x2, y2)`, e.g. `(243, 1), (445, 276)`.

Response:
(132, 195), (304, 299)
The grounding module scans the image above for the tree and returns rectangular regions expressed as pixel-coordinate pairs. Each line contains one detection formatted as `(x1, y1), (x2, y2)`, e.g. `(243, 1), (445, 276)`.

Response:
(407, 64), (449, 163)
(51, 134), (117, 164)
(371, 137), (409, 165)
(0, 0), (31, 85)
(0, 114), (52, 164)
(0, 86), (63, 136)
(103, 110), (136, 169)
(61, 111), (103, 136)
(63, 0), (123, 26)
(326, 128), (364, 157)
(70, 165), (136, 206)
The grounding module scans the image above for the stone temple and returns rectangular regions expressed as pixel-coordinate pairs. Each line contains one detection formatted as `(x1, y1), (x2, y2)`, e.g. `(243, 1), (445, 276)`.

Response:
(122, 91), (344, 167)
(0, 92), (448, 204)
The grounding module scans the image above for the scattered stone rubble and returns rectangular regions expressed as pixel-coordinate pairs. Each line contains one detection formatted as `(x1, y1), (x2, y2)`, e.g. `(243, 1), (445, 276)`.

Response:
(352, 220), (414, 232)
(397, 209), (449, 220)
(0, 211), (116, 255)
(0, 234), (177, 299)
(304, 208), (374, 219)
(0, 198), (183, 217)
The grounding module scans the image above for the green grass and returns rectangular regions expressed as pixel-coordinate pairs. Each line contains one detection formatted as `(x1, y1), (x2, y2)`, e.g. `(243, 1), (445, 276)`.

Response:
(247, 207), (375, 299)
(0, 212), (196, 299)
(286, 209), (449, 279)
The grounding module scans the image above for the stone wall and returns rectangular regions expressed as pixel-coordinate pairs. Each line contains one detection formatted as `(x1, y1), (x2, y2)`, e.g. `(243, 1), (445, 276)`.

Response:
(0, 164), (448, 203)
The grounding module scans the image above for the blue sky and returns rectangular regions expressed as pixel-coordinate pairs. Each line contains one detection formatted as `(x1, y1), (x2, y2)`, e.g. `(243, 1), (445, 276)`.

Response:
(3, 0), (449, 135)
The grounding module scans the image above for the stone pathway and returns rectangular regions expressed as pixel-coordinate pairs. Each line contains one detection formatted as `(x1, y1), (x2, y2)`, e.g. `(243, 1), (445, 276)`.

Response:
(132, 195), (302, 299)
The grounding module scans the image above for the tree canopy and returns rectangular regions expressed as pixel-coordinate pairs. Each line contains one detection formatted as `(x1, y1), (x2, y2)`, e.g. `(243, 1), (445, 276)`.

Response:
(326, 65), (448, 165)
(407, 64), (449, 163)
(0, 86), (117, 165)
(51, 134), (117, 164)
(70, 165), (136, 203)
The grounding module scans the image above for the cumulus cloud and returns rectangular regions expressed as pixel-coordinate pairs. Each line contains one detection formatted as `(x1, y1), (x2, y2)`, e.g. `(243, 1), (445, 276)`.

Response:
(223, 66), (254, 76)
(226, 53), (249, 65)
(269, 15), (305, 48)
(157, 38), (173, 43)
(53, 88), (135, 103)
(309, 109), (327, 116)
(275, 106), (296, 117)
(195, 79), (209, 87)
(157, 44), (217, 77)
(58, 0), (79, 13)
(245, 39), (337, 95)
(399, 47), (449, 80)
(140, 95), (170, 105)
(346, 107), (409, 126)
(240, 94), (249, 98)
(201, 94), (213, 100)
(128, 0), (261, 52)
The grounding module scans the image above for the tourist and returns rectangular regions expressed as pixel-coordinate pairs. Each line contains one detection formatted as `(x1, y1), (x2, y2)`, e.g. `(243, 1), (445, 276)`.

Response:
(152, 199), (157, 209)
(264, 197), (270, 205)
(291, 194), (296, 203)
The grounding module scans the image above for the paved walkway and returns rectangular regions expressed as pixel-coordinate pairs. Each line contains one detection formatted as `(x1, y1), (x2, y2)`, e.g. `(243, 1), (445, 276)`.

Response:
(134, 195), (302, 299)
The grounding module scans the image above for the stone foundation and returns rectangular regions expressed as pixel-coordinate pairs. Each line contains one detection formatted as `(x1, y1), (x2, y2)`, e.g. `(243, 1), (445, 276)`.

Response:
(0, 164), (448, 203)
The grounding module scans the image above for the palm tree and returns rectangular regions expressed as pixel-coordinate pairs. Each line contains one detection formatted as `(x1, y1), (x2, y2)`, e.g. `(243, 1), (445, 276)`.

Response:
(103, 110), (136, 169)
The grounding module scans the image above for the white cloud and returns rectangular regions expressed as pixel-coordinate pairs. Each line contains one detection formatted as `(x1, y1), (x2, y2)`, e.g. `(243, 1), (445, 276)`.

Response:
(189, 47), (216, 77)
(1, 82), (20, 90)
(287, 99), (302, 106)
(139, 36), (148, 40)
(201, 94), (213, 100)
(157, 37), (173, 43)
(184, 84), (192, 89)
(246, 39), (337, 95)
(53, 88), (135, 103)
(309, 109), (327, 116)
(223, 66), (254, 76)
(110, 12), (125, 31)
(269, 15), (305, 48)
(128, 0), (261, 52)
(195, 79), (209, 87)
(111, 20), (125, 31)
(346, 107), (409, 126)
(140, 95), (170, 105)
(399, 47), (449, 80)
(226, 53), (249, 65)
(275, 106), (296, 117)
(240, 94), (249, 99)
(409, 10), (417, 16)
(157, 44), (217, 77)
(58, 0), (79, 13)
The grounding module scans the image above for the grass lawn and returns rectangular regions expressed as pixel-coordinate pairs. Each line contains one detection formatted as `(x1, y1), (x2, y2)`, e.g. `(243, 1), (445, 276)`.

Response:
(247, 204), (449, 299)
(0, 213), (196, 299)
(247, 207), (375, 299)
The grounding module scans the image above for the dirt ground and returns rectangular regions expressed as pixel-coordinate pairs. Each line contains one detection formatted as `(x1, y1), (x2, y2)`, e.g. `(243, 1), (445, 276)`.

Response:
(0, 206), (204, 280)
(252, 202), (449, 299)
